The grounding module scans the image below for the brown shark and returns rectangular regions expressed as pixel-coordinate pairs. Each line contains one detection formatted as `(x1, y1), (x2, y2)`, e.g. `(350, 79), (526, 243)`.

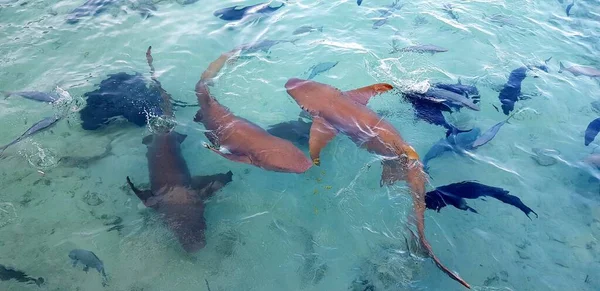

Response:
(284, 78), (471, 289)
(194, 50), (313, 173)
(125, 47), (234, 253)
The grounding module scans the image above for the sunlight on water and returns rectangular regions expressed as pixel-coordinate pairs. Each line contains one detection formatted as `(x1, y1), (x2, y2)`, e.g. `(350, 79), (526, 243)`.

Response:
(1, 0), (600, 290)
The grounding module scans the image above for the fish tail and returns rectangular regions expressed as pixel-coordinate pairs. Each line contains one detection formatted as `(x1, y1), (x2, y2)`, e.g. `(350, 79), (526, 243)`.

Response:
(558, 62), (565, 73)
(318, 26), (324, 32)
(290, 38), (300, 45)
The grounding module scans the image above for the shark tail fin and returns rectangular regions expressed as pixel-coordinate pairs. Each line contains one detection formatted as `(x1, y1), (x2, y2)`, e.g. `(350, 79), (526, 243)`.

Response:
(558, 62), (565, 73)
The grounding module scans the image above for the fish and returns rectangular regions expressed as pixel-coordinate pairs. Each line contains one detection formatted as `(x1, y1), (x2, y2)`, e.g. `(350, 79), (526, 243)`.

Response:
(2, 91), (60, 103)
(559, 62), (600, 77)
(69, 249), (108, 286)
(0, 264), (44, 287)
(292, 25), (323, 35)
(425, 181), (538, 219)
(432, 79), (480, 99)
(0, 116), (61, 156)
(213, 2), (283, 21)
(442, 3), (459, 21)
(498, 66), (527, 115)
(390, 44), (448, 54)
(372, 0), (403, 29)
(584, 118), (600, 146)
(401, 91), (467, 137)
(125, 46), (234, 253)
(238, 39), (298, 54)
(195, 49), (312, 173)
(425, 87), (480, 111)
(566, 1), (575, 17)
(284, 78), (471, 289)
(267, 118), (312, 146)
(66, 0), (116, 24)
(307, 61), (339, 80)
(423, 128), (480, 169)
(472, 112), (516, 148)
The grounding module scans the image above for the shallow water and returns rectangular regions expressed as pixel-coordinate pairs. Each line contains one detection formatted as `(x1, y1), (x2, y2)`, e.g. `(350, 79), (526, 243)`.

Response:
(1, 0), (600, 290)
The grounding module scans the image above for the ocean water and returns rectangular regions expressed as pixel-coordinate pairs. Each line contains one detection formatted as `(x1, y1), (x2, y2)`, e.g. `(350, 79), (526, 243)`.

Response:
(1, 0), (600, 290)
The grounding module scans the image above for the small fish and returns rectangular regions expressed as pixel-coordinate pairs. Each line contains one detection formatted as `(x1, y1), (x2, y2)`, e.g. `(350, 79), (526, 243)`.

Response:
(425, 181), (538, 219)
(239, 39), (298, 54)
(372, 0), (403, 29)
(66, 0), (117, 24)
(307, 61), (339, 80)
(498, 66), (528, 115)
(442, 3), (459, 21)
(2, 91), (60, 103)
(559, 62), (600, 77)
(566, 1), (575, 17)
(585, 118), (600, 146)
(528, 57), (552, 73)
(423, 128), (480, 169)
(0, 264), (44, 287)
(69, 249), (108, 286)
(425, 87), (480, 111)
(213, 2), (283, 21)
(292, 25), (323, 35)
(390, 44), (448, 54)
(472, 112), (516, 148)
(0, 116), (61, 156)
(401, 91), (466, 137)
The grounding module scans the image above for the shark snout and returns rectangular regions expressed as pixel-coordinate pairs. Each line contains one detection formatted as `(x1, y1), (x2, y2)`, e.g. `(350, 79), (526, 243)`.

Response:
(285, 78), (308, 91)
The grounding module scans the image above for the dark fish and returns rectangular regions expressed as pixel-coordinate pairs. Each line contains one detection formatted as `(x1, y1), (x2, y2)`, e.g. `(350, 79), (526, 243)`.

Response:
(425, 181), (538, 219)
(307, 61), (339, 80)
(292, 25), (323, 35)
(0, 264), (44, 287)
(372, 0), (403, 29)
(425, 87), (480, 111)
(566, 1), (574, 17)
(432, 79), (480, 99)
(401, 91), (467, 137)
(585, 118), (600, 146)
(0, 116), (60, 156)
(66, 0), (116, 24)
(442, 3), (459, 21)
(390, 44), (448, 54)
(472, 113), (516, 148)
(238, 39), (298, 54)
(267, 118), (312, 146)
(2, 91), (59, 103)
(498, 66), (527, 115)
(213, 2), (283, 21)
(69, 249), (108, 286)
(423, 128), (480, 168)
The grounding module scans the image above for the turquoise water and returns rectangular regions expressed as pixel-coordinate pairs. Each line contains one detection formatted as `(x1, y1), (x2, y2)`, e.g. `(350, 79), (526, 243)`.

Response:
(1, 0), (600, 290)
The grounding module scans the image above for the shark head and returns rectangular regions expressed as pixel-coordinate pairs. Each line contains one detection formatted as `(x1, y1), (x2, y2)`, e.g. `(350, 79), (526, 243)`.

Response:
(285, 78), (339, 116)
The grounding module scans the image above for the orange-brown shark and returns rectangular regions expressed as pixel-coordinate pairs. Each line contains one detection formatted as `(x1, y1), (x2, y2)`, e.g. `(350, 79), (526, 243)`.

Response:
(194, 50), (312, 173)
(284, 78), (471, 289)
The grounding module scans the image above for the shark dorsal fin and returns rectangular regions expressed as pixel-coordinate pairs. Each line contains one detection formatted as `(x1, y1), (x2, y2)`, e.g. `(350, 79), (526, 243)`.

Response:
(343, 83), (394, 105)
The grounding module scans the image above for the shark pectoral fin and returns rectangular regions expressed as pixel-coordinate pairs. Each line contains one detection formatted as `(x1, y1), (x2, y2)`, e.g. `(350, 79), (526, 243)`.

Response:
(380, 158), (407, 187)
(174, 131), (187, 143)
(142, 135), (154, 145)
(343, 83), (394, 105)
(126, 176), (154, 205)
(206, 145), (253, 165)
(309, 117), (337, 166)
(191, 171), (234, 200)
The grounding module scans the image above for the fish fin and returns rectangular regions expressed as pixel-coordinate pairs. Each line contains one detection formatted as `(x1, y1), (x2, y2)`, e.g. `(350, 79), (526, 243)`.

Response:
(544, 57), (552, 64)
(142, 135), (153, 145)
(204, 143), (253, 165)
(126, 176), (155, 206)
(174, 131), (187, 143)
(194, 110), (203, 122)
(467, 206), (479, 214)
(309, 117), (337, 166)
(343, 83), (394, 105)
(191, 171), (233, 200)
(83, 266), (89, 272)
(1, 91), (11, 99)
(558, 62), (565, 73)
(457, 78), (462, 85)
(318, 26), (324, 32)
